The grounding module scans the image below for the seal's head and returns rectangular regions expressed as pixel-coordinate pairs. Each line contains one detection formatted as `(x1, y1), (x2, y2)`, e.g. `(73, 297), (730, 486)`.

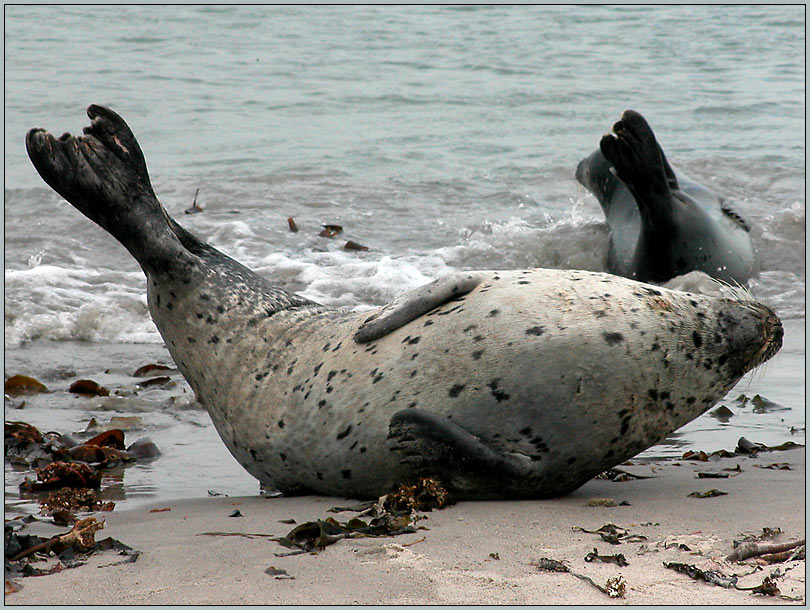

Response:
(575, 148), (618, 212)
(713, 298), (782, 379)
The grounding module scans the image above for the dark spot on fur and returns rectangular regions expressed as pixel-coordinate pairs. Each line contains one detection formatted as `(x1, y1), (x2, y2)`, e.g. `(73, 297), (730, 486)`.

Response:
(692, 331), (703, 348)
(686, 396), (696, 405)
(603, 332), (623, 345)
(526, 326), (545, 336)
(217, 305), (225, 314)
(326, 385), (333, 393)
(279, 452), (287, 462)
(318, 399), (327, 408)
(322, 343), (331, 352)
(520, 426), (532, 436)
(566, 456), (577, 465)
(463, 325), (477, 333)
(341, 469), (352, 479)
(648, 389), (659, 400)
(448, 384), (466, 397)
(372, 372), (384, 384)
(473, 335), (484, 342)
(313, 363), (323, 376)
(487, 379), (511, 402)
(188, 337), (196, 344)
(472, 349), (484, 360)
(594, 310), (606, 318)
(327, 370), (337, 382)
(199, 293), (210, 301)
(487, 309), (499, 317)
(359, 447), (367, 453)
(424, 320), (434, 326)
(517, 280), (530, 285)
(337, 425), (352, 440)
(408, 336), (420, 345)
(410, 370), (417, 378)
(278, 420), (285, 428)
(209, 335), (220, 344)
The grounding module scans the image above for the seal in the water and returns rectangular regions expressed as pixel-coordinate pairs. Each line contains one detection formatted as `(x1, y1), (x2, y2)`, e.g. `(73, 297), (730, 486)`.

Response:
(576, 110), (756, 284)
(26, 105), (782, 500)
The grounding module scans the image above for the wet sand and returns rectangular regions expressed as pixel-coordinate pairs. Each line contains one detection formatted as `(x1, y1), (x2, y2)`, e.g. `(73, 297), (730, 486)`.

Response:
(6, 447), (805, 605)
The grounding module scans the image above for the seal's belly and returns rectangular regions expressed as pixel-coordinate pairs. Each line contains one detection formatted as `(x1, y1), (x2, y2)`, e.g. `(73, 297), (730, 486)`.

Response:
(181, 269), (743, 497)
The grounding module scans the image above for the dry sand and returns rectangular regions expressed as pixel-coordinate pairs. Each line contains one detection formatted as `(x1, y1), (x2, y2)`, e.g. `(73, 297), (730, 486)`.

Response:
(6, 447), (805, 605)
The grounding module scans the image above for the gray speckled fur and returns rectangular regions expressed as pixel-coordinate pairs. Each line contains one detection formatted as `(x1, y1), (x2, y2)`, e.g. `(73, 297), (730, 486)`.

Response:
(25, 106), (783, 500)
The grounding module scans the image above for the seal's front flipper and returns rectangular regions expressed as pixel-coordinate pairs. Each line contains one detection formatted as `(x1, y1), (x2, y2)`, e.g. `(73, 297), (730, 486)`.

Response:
(354, 272), (483, 343)
(387, 408), (533, 498)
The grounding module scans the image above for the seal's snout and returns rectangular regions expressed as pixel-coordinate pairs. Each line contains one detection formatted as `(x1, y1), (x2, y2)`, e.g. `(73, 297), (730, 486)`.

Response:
(575, 158), (587, 185)
(719, 300), (783, 377)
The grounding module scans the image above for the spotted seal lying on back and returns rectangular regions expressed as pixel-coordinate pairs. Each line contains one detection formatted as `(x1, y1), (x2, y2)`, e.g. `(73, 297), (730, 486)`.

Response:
(26, 105), (782, 500)
(576, 110), (756, 284)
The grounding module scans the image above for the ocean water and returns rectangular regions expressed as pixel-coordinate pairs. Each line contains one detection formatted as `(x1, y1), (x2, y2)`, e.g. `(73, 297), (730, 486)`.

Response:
(4, 5), (805, 510)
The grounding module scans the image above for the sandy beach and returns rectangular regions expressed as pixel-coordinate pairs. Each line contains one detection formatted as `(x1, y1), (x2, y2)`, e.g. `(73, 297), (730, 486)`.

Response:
(6, 447), (804, 605)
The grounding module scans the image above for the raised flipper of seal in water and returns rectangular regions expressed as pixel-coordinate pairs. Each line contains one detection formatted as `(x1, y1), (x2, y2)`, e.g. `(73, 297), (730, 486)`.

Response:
(576, 109), (755, 284)
(26, 106), (782, 500)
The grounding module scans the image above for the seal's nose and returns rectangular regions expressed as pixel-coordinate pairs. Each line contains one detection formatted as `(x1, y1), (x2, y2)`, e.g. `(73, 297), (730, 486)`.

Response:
(575, 158), (587, 185)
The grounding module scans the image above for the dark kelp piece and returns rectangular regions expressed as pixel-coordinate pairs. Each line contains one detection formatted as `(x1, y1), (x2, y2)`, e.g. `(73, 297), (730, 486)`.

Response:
(344, 240), (370, 251)
(4, 375), (48, 396)
(265, 566), (295, 579)
(273, 512), (418, 556)
(133, 363), (173, 377)
(184, 188), (203, 214)
(20, 461), (102, 493)
(39, 488), (115, 513)
(533, 557), (627, 598)
(5, 421), (43, 444)
(735, 576), (780, 596)
(85, 429), (125, 449)
(137, 376), (172, 388)
(383, 478), (452, 513)
(736, 393), (790, 413)
(584, 548), (629, 567)
(572, 523), (647, 545)
(595, 468), (653, 482)
(287, 217), (298, 233)
(663, 562), (738, 588)
(688, 489), (728, 498)
(319, 224), (343, 238)
(8, 517), (104, 562)
(68, 379), (110, 396)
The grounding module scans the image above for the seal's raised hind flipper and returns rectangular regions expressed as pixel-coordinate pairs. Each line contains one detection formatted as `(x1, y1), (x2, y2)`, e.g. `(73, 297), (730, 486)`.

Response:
(599, 109), (676, 226)
(25, 105), (183, 272)
(387, 408), (534, 498)
(353, 272), (484, 343)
